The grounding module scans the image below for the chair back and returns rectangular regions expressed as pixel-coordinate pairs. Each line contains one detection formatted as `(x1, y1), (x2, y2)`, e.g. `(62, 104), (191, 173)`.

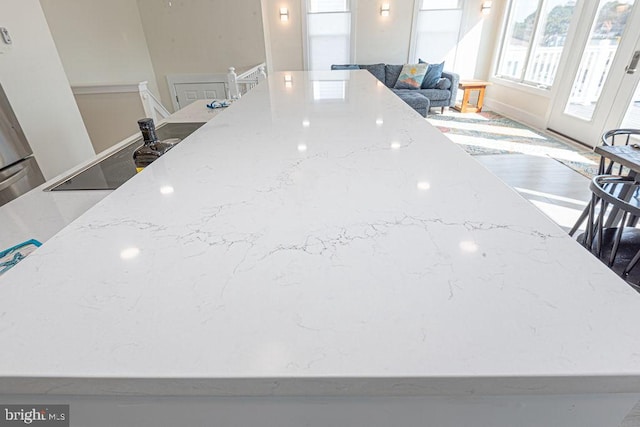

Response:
(582, 175), (640, 286)
(600, 129), (640, 174)
(569, 129), (640, 238)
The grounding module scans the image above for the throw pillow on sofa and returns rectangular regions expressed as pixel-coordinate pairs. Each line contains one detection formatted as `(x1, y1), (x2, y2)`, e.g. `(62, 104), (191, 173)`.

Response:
(434, 77), (451, 90)
(394, 63), (428, 90)
(418, 60), (445, 89)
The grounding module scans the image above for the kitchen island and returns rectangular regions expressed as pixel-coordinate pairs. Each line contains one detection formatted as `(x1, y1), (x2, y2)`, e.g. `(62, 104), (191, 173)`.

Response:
(1, 71), (640, 426)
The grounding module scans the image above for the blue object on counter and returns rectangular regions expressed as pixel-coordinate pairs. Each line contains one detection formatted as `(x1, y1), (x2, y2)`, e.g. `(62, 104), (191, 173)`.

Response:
(206, 99), (230, 109)
(0, 239), (41, 276)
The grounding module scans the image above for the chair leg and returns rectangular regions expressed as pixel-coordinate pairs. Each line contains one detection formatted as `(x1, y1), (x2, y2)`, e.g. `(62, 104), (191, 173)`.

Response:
(569, 202), (590, 237)
(595, 199), (607, 257)
(584, 193), (597, 249)
(441, 107), (444, 114)
(609, 211), (628, 266)
(624, 248), (640, 277)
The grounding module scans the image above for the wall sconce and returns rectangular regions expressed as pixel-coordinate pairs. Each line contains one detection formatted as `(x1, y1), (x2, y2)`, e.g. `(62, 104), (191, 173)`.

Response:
(481, 1), (492, 14)
(280, 7), (289, 22)
(380, 3), (390, 16)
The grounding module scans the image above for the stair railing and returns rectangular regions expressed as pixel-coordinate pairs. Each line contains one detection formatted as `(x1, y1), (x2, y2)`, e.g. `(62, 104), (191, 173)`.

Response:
(227, 63), (267, 99)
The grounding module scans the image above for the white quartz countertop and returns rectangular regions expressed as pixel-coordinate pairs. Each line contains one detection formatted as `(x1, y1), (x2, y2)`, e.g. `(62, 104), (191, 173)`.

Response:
(1, 71), (640, 397)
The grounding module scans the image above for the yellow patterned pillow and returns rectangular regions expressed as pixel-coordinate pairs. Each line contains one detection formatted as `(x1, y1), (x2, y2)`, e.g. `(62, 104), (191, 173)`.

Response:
(393, 63), (428, 89)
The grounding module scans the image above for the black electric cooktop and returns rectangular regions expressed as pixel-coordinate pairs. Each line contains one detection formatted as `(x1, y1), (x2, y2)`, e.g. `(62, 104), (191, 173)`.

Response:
(49, 122), (204, 191)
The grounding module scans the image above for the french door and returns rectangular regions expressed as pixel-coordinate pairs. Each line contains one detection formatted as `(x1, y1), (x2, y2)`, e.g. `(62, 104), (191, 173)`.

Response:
(547, 0), (640, 147)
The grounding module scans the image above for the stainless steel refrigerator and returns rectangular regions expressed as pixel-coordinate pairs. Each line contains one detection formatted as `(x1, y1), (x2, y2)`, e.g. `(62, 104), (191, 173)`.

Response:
(0, 83), (45, 207)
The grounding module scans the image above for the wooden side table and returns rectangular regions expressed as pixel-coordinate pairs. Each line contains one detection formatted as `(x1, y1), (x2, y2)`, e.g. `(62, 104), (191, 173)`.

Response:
(453, 80), (491, 113)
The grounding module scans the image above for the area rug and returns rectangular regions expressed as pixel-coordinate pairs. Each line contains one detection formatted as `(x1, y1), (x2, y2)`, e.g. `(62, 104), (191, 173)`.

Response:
(426, 110), (600, 178)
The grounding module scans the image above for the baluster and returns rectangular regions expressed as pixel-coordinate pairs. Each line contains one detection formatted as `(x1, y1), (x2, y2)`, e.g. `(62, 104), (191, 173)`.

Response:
(228, 67), (240, 100)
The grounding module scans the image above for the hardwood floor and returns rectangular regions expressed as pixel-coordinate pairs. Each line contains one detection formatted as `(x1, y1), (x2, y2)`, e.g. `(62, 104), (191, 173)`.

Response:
(474, 153), (591, 233)
(426, 108), (593, 234)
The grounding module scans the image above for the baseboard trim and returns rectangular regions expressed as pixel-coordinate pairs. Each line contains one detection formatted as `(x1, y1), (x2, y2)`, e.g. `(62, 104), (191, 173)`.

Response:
(483, 98), (546, 130)
(482, 98), (593, 152)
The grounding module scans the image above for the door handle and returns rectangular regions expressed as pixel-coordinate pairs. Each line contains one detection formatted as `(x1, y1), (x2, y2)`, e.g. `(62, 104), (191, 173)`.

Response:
(627, 50), (640, 74)
(0, 164), (29, 192)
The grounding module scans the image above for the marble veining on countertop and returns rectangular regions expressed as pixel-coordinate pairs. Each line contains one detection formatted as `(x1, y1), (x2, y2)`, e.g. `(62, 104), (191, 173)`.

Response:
(1, 71), (640, 397)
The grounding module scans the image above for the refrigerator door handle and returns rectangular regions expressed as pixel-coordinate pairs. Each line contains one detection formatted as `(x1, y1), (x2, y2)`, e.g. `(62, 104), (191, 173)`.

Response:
(0, 164), (29, 192)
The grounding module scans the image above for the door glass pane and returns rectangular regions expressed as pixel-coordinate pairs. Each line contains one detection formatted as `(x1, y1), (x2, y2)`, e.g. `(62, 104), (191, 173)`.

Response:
(564, 0), (635, 120)
(523, 0), (576, 88)
(620, 82), (640, 128)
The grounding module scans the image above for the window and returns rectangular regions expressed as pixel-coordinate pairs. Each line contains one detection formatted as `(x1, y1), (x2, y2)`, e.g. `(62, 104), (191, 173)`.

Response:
(496, 0), (577, 89)
(411, 0), (464, 66)
(304, 0), (354, 71)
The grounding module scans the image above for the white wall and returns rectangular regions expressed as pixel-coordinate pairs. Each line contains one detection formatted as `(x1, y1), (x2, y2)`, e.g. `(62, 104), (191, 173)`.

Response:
(453, 0), (495, 80)
(471, 0), (503, 81)
(355, 0), (414, 64)
(39, 0), (159, 93)
(262, 0), (305, 72)
(0, 0), (94, 180)
(74, 92), (146, 154)
(39, 0), (162, 153)
(137, 0), (267, 111)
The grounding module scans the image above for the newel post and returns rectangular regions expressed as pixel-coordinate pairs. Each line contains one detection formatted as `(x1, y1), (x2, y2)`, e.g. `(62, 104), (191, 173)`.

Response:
(227, 67), (240, 99)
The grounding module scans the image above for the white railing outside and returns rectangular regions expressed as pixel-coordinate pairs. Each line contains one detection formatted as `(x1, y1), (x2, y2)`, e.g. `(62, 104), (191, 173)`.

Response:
(501, 44), (618, 105)
(568, 42), (617, 105)
(227, 63), (267, 99)
(526, 46), (564, 88)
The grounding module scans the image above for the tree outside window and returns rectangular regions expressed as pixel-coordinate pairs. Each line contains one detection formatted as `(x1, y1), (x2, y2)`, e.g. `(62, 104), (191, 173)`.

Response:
(496, 0), (577, 88)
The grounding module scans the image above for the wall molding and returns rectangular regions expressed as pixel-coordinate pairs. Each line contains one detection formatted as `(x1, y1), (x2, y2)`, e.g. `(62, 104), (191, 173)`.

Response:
(71, 83), (143, 95)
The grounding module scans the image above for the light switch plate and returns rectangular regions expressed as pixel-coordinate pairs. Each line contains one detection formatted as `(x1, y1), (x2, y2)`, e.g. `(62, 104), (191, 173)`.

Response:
(0, 27), (11, 54)
(0, 27), (12, 44)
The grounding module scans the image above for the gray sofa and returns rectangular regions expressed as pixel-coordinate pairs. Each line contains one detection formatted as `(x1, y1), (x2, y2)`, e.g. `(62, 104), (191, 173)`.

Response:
(332, 63), (459, 117)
